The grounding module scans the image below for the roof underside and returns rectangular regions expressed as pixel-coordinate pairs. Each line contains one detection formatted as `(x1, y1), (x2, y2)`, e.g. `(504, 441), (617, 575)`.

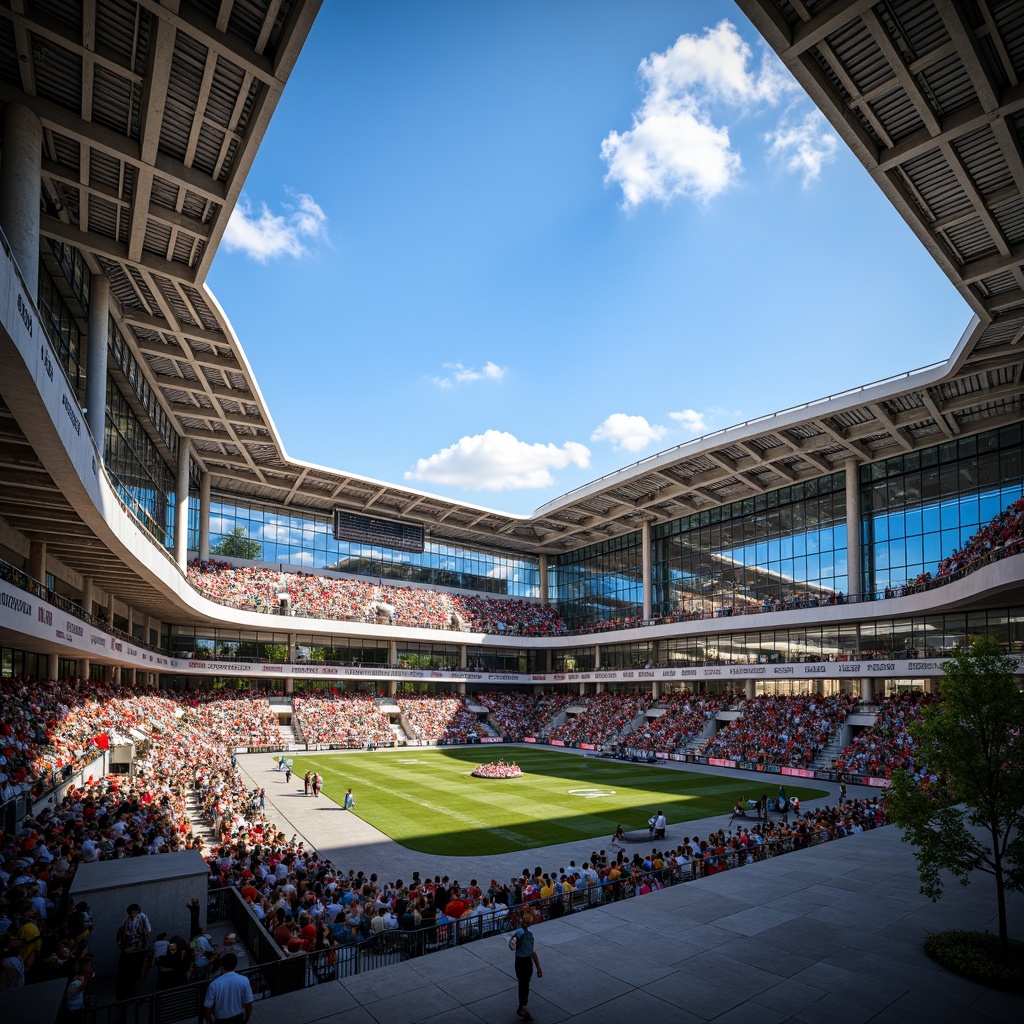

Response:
(3, 0), (1023, 574)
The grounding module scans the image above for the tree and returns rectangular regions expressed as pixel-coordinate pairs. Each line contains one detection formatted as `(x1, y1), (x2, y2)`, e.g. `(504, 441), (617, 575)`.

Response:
(888, 635), (1024, 958)
(210, 526), (261, 560)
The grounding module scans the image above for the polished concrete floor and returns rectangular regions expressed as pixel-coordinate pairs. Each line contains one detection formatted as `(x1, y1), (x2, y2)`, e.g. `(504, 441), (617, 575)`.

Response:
(235, 749), (1023, 1024)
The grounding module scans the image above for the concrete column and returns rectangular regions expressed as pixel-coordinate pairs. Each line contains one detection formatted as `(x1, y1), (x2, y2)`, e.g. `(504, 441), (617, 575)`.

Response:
(86, 275), (110, 453)
(652, 680), (662, 700)
(388, 639), (398, 666)
(538, 554), (548, 603)
(107, 592), (116, 626)
(0, 103), (43, 295)
(459, 644), (468, 669)
(544, 649), (552, 673)
(596, 681), (606, 694)
(82, 578), (94, 618)
(126, 605), (134, 639)
(860, 678), (873, 704)
(284, 677), (294, 695)
(642, 520), (652, 620)
(579, 681), (585, 696)
(47, 652), (59, 680)
(845, 459), (862, 600)
(813, 678), (824, 696)
(594, 645), (601, 670)
(146, 615), (156, 647)
(174, 437), (191, 568)
(199, 471), (212, 561)
(388, 679), (397, 697)
(287, 633), (296, 662)
(111, 665), (120, 685)
(79, 658), (90, 681)
(457, 681), (466, 696)
(745, 678), (756, 700)
(29, 539), (46, 583)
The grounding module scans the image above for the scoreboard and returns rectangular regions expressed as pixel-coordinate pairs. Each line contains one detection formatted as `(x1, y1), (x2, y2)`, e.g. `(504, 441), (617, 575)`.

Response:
(332, 510), (425, 554)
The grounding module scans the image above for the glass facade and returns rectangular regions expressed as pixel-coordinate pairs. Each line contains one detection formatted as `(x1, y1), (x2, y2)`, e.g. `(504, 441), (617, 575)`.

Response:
(37, 262), (86, 403)
(551, 533), (643, 629)
(861, 424), (1023, 592)
(652, 474), (847, 619)
(105, 382), (178, 548)
(206, 495), (539, 596)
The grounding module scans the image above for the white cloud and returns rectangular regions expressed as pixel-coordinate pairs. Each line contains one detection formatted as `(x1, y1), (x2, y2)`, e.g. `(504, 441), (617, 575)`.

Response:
(289, 551), (315, 567)
(591, 413), (667, 453)
(405, 430), (591, 490)
(602, 20), (827, 207)
(668, 408), (708, 434)
(765, 111), (839, 185)
(223, 191), (327, 262)
(431, 361), (507, 388)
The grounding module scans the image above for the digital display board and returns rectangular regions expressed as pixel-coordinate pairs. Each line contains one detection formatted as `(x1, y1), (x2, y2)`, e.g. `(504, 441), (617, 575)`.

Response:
(333, 510), (425, 553)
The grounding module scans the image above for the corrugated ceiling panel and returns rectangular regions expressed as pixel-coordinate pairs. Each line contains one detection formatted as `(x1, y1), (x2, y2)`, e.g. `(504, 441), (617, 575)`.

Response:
(943, 217), (999, 263)
(870, 86), (925, 143)
(883, 0), (949, 60)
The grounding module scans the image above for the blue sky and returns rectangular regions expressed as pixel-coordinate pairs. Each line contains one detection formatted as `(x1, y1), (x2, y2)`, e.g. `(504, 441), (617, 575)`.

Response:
(206, 1), (970, 516)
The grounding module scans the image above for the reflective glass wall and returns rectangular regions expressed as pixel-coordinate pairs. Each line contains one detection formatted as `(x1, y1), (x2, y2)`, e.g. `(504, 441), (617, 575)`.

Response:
(551, 533), (643, 629)
(205, 496), (539, 596)
(860, 424), (1023, 592)
(652, 474), (847, 617)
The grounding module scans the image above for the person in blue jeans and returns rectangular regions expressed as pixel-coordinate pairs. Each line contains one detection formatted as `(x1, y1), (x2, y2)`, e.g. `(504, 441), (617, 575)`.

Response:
(511, 909), (542, 1020)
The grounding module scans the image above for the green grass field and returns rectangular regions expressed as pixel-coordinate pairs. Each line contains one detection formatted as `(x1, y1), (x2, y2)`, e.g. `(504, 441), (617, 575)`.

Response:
(290, 747), (827, 856)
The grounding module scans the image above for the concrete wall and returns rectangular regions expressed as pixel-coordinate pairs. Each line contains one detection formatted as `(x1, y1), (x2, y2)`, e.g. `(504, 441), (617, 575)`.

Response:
(69, 850), (208, 977)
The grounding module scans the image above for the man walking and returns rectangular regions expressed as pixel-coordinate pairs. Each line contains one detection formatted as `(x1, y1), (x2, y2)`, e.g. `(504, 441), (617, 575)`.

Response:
(510, 908), (542, 1021)
(203, 953), (252, 1024)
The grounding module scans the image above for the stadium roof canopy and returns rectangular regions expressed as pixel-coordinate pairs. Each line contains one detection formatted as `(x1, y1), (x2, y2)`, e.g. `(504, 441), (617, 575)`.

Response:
(1, 0), (1023, 595)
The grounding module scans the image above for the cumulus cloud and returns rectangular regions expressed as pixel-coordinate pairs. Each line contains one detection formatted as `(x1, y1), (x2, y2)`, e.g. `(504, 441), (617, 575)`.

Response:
(405, 430), (591, 490)
(591, 413), (667, 453)
(431, 361), (506, 388)
(668, 408), (708, 434)
(765, 111), (839, 185)
(223, 191), (327, 262)
(602, 20), (832, 207)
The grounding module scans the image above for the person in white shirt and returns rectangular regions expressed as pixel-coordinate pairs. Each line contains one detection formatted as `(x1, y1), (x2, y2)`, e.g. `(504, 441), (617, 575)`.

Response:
(203, 953), (252, 1024)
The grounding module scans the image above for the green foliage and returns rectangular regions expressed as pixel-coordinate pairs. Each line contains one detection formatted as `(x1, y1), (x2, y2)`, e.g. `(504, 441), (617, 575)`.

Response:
(888, 636), (1024, 954)
(924, 931), (1024, 993)
(211, 526), (262, 560)
(289, 747), (826, 857)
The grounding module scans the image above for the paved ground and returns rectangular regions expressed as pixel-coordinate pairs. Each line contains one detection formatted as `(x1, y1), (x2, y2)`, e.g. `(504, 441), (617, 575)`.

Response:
(234, 747), (1023, 1024)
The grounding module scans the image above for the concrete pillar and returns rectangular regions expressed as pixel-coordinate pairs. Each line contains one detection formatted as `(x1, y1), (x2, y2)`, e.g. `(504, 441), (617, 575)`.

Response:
(111, 665), (120, 685)
(596, 681), (606, 694)
(642, 520), (652, 620)
(388, 679), (397, 697)
(79, 658), (90, 681)
(0, 103), (43, 295)
(845, 459), (862, 600)
(287, 633), (296, 662)
(594, 645), (601, 670)
(538, 554), (548, 603)
(860, 678), (873, 704)
(457, 681), (466, 696)
(579, 681), (585, 696)
(813, 677), (824, 696)
(82, 578), (94, 618)
(107, 592), (116, 626)
(388, 639), (398, 666)
(544, 649), (552, 673)
(47, 652), (59, 680)
(652, 680), (662, 700)
(199, 471), (211, 561)
(126, 605), (134, 639)
(745, 678), (755, 700)
(86, 275), (110, 453)
(29, 539), (46, 583)
(284, 677), (294, 695)
(174, 437), (191, 567)
(459, 644), (468, 669)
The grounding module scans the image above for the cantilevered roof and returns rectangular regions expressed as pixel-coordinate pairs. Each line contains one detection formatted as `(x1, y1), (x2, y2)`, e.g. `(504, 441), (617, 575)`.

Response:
(3, 0), (1022, 573)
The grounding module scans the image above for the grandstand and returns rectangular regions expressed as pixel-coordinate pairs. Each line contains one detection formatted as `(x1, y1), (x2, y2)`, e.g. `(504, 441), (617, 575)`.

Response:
(1, 1), (1023, 1022)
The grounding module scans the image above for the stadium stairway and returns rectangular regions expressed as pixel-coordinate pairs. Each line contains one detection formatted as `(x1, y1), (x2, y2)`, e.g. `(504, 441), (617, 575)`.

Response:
(277, 722), (298, 745)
